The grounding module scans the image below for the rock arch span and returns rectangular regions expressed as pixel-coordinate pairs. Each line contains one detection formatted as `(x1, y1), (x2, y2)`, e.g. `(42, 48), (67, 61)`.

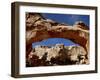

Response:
(26, 25), (89, 58)
(26, 13), (89, 59)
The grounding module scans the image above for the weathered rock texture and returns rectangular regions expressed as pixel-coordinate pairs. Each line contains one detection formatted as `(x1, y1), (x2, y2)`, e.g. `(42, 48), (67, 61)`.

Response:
(27, 44), (88, 67)
(26, 13), (89, 67)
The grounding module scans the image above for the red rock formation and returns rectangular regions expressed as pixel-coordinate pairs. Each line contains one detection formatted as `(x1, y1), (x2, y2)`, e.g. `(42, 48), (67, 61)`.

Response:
(26, 13), (89, 62)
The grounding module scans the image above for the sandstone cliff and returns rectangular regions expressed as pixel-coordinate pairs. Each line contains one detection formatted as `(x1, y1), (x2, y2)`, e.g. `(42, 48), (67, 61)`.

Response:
(27, 44), (88, 67)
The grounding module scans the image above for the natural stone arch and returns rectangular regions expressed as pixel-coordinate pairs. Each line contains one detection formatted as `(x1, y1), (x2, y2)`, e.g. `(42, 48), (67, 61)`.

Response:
(26, 25), (89, 58)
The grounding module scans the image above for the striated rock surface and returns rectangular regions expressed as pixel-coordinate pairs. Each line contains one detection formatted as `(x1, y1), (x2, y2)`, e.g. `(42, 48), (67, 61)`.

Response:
(26, 13), (89, 67)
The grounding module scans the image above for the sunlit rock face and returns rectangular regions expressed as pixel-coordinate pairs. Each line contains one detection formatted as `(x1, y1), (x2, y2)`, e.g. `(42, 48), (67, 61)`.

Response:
(27, 44), (88, 67)
(26, 13), (89, 67)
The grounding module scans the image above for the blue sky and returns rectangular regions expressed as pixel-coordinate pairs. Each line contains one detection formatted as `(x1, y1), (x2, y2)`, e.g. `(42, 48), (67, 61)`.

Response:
(42, 13), (89, 26)
(32, 38), (79, 47)
(32, 13), (89, 47)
